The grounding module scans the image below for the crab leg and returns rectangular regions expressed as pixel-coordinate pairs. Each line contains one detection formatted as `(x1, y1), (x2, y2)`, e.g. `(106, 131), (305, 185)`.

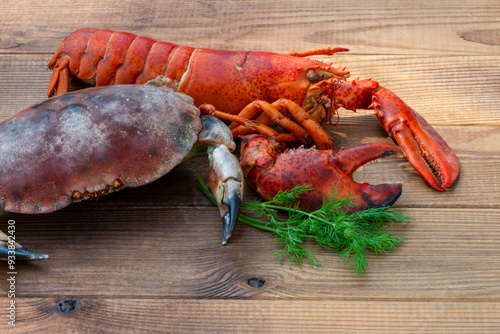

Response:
(335, 79), (460, 191)
(0, 230), (48, 260)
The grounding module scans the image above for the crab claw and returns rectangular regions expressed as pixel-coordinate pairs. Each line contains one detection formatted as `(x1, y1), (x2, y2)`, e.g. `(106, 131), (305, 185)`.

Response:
(197, 116), (244, 244)
(240, 134), (404, 212)
(336, 80), (460, 191)
(0, 230), (48, 260)
(207, 146), (244, 244)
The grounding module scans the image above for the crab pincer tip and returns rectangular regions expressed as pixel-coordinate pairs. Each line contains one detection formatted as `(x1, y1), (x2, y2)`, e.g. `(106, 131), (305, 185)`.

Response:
(15, 246), (49, 260)
(221, 192), (241, 245)
(0, 243), (49, 261)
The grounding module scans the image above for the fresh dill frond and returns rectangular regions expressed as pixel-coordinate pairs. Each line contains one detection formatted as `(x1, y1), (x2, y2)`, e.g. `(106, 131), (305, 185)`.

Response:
(272, 184), (314, 206)
(194, 174), (411, 275)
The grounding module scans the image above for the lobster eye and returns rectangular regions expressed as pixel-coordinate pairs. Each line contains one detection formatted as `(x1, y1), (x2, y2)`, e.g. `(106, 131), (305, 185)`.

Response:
(306, 69), (321, 83)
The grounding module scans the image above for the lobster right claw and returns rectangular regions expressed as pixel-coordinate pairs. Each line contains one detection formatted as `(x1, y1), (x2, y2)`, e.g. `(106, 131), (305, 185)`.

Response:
(335, 80), (460, 191)
(370, 87), (460, 191)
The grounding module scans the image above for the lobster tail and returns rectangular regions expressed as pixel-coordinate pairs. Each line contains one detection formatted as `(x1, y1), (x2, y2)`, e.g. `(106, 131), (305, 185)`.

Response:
(47, 28), (188, 97)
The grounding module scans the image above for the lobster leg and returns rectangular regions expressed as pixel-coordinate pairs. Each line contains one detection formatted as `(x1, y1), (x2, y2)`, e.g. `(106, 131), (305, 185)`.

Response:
(228, 100), (312, 146)
(335, 79), (460, 191)
(203, 99), (335, 150)
(240, 134), (404, 212)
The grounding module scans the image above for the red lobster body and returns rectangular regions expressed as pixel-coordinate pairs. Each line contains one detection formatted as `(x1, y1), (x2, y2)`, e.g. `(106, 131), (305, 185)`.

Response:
(48, 28), (341, 115)
(47, 28), (460, 207)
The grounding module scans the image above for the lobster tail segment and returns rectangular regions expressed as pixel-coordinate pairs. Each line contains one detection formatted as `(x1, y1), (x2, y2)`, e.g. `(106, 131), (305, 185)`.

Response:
(47, 56), (70, 97)
(47, 28), (97, 97)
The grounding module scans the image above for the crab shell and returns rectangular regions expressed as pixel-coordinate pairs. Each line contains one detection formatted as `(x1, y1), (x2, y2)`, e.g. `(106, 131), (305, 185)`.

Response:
(0, 85), (202, 214)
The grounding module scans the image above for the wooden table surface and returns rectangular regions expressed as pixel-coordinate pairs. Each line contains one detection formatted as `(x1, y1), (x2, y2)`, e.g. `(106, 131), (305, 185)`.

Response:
(1, 0), (499, 332)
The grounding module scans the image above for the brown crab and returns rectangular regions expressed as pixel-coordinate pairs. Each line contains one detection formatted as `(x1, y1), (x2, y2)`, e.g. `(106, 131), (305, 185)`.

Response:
(0, 83), (244, 260)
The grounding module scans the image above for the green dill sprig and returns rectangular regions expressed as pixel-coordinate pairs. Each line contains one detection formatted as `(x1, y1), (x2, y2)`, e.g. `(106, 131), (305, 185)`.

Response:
(194, 173), (411, 275)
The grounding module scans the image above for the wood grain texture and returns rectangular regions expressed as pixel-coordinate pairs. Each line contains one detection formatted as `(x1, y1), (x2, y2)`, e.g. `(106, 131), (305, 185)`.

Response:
(1, 298), (499, 333)
(4, 206), (500, 300)
(0, 0), (499, 332)
(1, 0), (500, 55)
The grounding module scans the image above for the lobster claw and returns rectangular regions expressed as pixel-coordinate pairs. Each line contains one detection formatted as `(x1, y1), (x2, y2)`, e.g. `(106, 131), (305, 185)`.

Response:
(370, 87), (460, 191)
(335, 80), (460, 191)
(240, 135), (404, 213)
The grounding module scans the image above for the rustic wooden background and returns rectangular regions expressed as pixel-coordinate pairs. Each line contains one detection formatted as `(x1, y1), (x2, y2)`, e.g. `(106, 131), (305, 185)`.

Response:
(1, 0), (499, 332)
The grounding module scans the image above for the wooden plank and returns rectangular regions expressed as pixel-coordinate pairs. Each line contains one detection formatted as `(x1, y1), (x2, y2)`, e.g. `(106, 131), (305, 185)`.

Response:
(6, 207), (500, 300)
(1, 298), (499, 333)
(1, 1), (499, 333)
(1, 0), (500, 55)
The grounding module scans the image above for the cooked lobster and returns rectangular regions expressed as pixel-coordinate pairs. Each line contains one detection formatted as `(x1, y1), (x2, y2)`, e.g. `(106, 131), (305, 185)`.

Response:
(47, 28), (460, 208)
